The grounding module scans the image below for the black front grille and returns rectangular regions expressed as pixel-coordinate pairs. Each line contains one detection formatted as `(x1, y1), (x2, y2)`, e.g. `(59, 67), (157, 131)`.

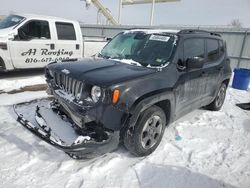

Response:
(54, 72), (83, 99)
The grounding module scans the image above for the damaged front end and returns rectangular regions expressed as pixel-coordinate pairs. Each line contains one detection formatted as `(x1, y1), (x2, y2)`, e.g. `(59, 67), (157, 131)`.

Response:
(14, 63), (131, 159)
(14, 99), (120, 159)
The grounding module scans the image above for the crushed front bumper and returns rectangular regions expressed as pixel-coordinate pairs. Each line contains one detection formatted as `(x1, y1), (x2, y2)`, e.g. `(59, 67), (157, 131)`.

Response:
(14, 101), (120, 159)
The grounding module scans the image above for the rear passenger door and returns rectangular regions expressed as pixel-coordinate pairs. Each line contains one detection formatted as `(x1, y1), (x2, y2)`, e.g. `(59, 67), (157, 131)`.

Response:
(201, 39), (224, 105)
(53, 22), (82, 61)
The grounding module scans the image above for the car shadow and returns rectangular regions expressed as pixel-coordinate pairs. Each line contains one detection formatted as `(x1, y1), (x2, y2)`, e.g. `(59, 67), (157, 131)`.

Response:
(243, 119), (250, 133)
(135, 162), (235, 188)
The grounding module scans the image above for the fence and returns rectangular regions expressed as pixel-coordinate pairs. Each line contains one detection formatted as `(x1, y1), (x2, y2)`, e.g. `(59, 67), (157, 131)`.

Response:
(81, 24), (250, 70)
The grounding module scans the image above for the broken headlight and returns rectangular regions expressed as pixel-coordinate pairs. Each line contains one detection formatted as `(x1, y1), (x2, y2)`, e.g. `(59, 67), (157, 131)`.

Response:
(49, 69), (53, 77)
(91, 86), (101, 103)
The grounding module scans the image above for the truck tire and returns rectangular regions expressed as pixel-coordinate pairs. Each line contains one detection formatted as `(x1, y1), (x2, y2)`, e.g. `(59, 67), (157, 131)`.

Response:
(124, 105), (166, 157)
(0, 56), (6, 71)
(205, 83), (227, 111)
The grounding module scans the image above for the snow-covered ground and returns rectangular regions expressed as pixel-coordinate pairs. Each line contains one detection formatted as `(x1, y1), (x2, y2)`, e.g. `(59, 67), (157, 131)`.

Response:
(0, 75), (45, 92)
(0, 76), (250, 188)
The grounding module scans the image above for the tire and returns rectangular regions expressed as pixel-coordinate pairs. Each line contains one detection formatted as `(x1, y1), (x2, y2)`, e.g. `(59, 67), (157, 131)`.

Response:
(205, 83), (227, 111)
(123, 105), (166, 157)
(0, 56), (6, 70)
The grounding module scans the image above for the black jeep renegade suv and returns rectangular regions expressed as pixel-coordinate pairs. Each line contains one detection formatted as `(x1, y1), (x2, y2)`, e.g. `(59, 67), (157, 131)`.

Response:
(44, 29), (231, 157)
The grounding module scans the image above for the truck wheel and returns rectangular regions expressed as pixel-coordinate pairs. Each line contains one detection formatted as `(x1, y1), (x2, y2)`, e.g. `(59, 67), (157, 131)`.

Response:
(206, 83), (227, 111)
(124, 105), (166, 157)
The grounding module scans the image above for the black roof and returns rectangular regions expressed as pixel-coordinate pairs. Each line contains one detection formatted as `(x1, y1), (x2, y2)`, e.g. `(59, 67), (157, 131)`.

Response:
(178, 29), (221, 37)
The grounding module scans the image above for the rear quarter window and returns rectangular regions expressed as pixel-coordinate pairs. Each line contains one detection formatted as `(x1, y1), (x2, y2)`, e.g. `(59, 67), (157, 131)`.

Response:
(55, 22), (76, 40)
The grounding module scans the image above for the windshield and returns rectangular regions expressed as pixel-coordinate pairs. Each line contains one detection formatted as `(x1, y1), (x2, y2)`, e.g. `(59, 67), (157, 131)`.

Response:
(100, 31), (176, 67)
(0, 15), (24, 29)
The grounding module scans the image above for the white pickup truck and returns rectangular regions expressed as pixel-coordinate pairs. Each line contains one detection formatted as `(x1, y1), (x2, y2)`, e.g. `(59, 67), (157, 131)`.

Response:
(0, 14), (83, 71)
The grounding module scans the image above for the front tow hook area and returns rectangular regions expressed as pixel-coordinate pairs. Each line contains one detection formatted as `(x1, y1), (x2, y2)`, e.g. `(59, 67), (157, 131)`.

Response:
(14, 99), (119, 159)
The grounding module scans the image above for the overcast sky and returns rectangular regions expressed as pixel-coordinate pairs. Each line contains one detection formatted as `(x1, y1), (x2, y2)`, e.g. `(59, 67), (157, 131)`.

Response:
(1, 0), (250, 27)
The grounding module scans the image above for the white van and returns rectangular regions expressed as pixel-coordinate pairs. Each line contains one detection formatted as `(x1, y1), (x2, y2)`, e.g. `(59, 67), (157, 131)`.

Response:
(0, 14), (83, 71)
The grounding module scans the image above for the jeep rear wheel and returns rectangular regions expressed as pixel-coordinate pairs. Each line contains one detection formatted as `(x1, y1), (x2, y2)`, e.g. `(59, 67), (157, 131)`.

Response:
(206, 83), (227, 111)
(124, 105), (166, 157)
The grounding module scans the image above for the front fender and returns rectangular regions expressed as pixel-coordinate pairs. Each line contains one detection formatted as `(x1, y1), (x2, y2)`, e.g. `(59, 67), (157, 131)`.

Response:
(128, 90), (175, 127)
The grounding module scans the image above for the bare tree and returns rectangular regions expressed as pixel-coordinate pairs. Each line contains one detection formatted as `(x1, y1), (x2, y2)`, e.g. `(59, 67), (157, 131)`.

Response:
(229, 19), (243, 28)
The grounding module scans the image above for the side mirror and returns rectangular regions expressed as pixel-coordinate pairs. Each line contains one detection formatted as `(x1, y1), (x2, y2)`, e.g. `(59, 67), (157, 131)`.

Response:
(176, 59), (187, 71)
(8, 32), (17, 41)
(8, 35), (15, 41)
(106, 37), (112, 41)
(186, 57), (204, 69)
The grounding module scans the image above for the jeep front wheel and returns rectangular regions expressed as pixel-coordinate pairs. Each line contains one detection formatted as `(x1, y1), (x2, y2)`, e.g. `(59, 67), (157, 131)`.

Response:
(124, 105), (166, 157)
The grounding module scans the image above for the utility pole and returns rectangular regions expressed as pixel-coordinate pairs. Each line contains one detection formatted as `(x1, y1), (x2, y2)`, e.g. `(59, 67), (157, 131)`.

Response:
(150, 0), (155, 26)
(118, 0), (123, 24)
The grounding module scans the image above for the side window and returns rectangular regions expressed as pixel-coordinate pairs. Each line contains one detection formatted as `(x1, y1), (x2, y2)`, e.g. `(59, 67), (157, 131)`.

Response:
(207, 39), (220, 62)
(56, 22), (76, 40)
(184, 38), (205, 61)
(19, 20), (50, 40)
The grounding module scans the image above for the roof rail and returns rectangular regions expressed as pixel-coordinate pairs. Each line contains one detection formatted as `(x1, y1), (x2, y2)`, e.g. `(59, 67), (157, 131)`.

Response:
(178, 29), (221, 37)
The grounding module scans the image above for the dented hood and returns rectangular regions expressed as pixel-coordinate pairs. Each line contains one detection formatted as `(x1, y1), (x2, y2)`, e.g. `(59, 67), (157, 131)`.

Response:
(48, 58), (156, 86)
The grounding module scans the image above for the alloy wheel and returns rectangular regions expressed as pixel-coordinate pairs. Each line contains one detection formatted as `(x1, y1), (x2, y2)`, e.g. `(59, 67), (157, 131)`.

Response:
(215, 85), (226, 108)
(140, 115), (163, 149)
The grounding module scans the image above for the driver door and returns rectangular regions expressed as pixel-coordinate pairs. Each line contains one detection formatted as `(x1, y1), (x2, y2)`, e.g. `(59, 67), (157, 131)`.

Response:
(8, 19), (57, 69)
(175, 38), (206, 118)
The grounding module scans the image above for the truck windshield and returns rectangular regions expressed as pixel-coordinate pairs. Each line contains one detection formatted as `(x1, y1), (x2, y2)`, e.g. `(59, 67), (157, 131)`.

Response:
(100, 31), (176, 67)
(0, 15), (24, 29)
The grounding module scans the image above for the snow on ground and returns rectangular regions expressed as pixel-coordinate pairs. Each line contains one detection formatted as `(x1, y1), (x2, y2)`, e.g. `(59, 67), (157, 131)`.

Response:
(0, 91), (47, 106)
(0, 75), (45, 92)
(0, 88), (250, 188)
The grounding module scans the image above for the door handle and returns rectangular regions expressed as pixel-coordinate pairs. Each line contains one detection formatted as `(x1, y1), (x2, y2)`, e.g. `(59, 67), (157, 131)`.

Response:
(45, 43), (55, 50)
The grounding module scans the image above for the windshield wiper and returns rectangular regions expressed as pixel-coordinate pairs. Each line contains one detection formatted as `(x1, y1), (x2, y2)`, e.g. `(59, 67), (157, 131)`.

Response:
(98, 53), (110, 59)
(109, 53), (125, 60)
